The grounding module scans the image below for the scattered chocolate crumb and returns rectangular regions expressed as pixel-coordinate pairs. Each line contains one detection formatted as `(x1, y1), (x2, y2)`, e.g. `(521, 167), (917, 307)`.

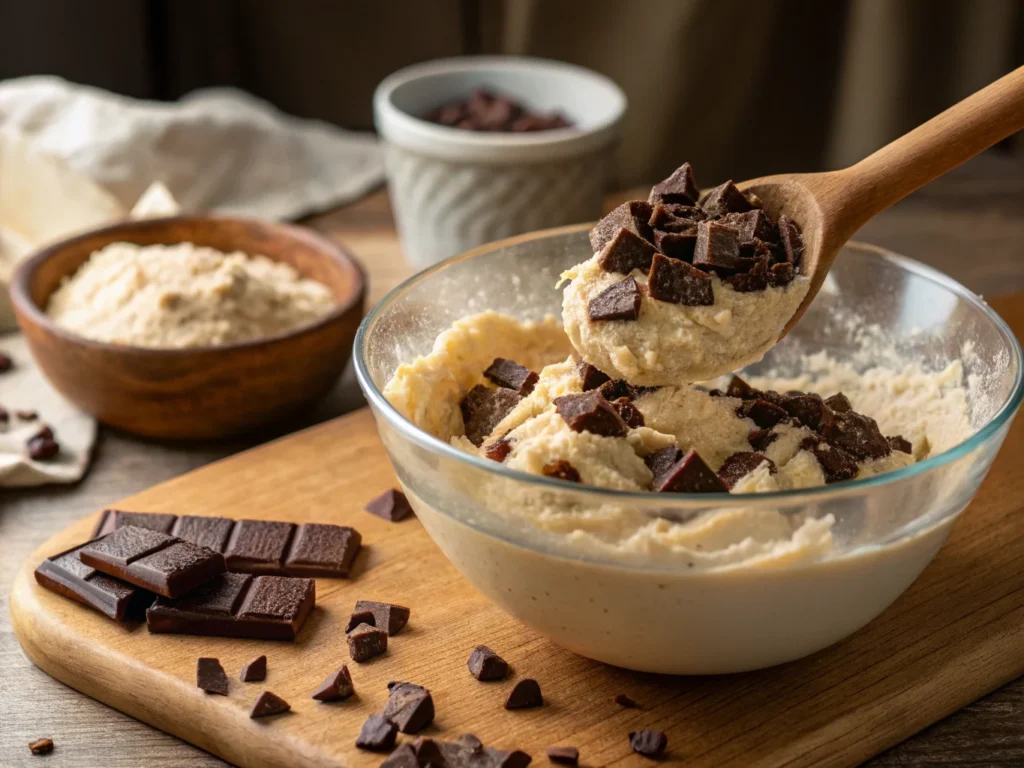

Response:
(485, 358), (540, 396)
(615, 693), (639, 708)
(484, 432), (515, 462)
(718, 452), (776, 489)
(504, 678), (543, 709)
(542, 459), (582, 483)
(197, 657), (229, 695)
(597, 228), (657, 275)
(346, 609), (377, 633)
(649, 162), (699, 206)
(16, 409), (38, 421)
(355, 713), (398, 751)
(249, 690), (290, 718)
(365, 488), (414, 522)
(28, 738), (53, 755)
(629, 729), (668, 758)
(647, 253), (713, 306)
(0, 352), (12, 373)
(654, 449), (728, 494)
(577, 361), (612, 391)
(347, 623), (388, 662)
(546, 746), (580, 765)
(553, 391), (628, 438)
(383, 682), (435, 733)
(311, 664), (355, 701)
(588, 276), (642, 322)
(468, 645), (509, 681)
(888, 435), (913, 454)
(240, 654), (267, 683)
(380, 744), (419, 767)
(461, 385), (522, 446)
(355, 600), (411, 635)
(610, 396), (645, 428)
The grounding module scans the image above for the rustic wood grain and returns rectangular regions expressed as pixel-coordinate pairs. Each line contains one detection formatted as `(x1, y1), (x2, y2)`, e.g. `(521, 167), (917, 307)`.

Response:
(1, 154), (1023, 767)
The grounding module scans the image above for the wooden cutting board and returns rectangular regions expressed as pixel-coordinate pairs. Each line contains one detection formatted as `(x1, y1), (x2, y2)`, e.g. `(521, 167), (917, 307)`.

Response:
(10, 303), (1024, 768)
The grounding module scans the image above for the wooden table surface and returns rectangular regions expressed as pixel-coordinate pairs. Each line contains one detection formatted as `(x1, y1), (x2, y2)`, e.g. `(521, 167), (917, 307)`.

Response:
(2, 153), (1023, 767)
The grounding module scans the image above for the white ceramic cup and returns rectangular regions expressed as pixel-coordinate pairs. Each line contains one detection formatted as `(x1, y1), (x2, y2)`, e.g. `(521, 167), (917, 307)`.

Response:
(373, 56), (627, 267)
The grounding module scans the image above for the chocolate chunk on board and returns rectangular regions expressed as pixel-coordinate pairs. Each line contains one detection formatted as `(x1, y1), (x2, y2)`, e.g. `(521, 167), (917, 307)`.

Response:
(383, 682), (435, 733)
(589, 201), (654, 252)
(654, 449), (728, 493)
(79, 525), (226, 599)
(802, 437), (859, 484)
(433, 737), (532, 768)
(649, 162), (699, 205)
(888, 435), (913, 454)
(692, 221), (752, 273)
(355, 714), (398, 751)
(739, 398), (790, 429)
(653, 228), (698, 261)
(484, 358), (540, 395)
(240, 654), (267, 682)
(647, 252), (714, 305)
(461, 384), (522, 446)
(542, 459), (582, 482)
(596, 228), (658, 275)
(146, 572), (315, 640)
(414, 736), (446, 764)
(553, 391), (628, 437)
(197, 657), (229, 695)
(484, 433), (515, 462)
(28, 737), (54, 755)
(34, 543), (155, 623)
(718, 452), (776, 489)
(615, 693), (639, 708)
(820, 410), (892, 461)
(380, 744), (420, 767)
(346, 609), (377, 632)
(588, 276), (642, 321)
(778, 215), (805, 265)
(250, 690), (290, 718)
(701, 180), (752, 218)
(365, 488), (414, 522)
(468, 645), (509, 681)
(348, 623), (388, 662)
(630, 729), (668, 758)
(577, 360), (611, 391)
(505, 678), (543, 709)
(355, 599), (411, 635)
(611, 396), (645, 428)
(312, 664), (355, 701)
(547, 746), (580, 765)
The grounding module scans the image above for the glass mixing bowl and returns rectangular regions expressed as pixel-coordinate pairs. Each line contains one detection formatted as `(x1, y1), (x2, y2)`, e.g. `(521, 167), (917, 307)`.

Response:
(354, 226), (1022, 674)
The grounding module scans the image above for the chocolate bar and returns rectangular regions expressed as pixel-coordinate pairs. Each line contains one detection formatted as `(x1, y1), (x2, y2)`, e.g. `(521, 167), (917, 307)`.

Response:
(93, 510), (361, 578)
(79, 526), (226, 599)
(146, 572), (315, 640)
(34, 543), (155, 622)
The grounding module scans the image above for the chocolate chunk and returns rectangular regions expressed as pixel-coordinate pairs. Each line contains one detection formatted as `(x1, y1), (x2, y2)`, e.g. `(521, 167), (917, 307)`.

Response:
(94, 509), (177, 539)
(739, 398), (789, 429)
(197, 657), (229, 695)
(778, 215), (804, 265)
(824, 392), (853, 413)
(461, 384), (522, 446)
(718, 452), (776, 489)
(414, 736), (446, 764)
(542, 460), (582, 482)
(649, 162), (699, 205)
(577, 361), (611, 391)
(820, 410), (892, 461)
(553, 391), (628, 437)
(383, 682), (435, 733)
(588, 276), (642, 321)
(748, 428), (779, 452)
(458, 734), (485, 753)
(381, 744), (420, 768)
(720, 210), (776, 243)
(649, 203), (705, 230)
(428, 736), (532, 768)
(768, 261), (796, 287)
(888, 435), (913, 454)
(365, 488), (414, 522)
(171, 516), (234, 551)
(802, 436), (859, 483)
(348, 623), (388, 662)
(693, 221), (751, 273)
(28, 737), (54, 755)
(504, 678), (543, 709)
(346, 609), (376, 632)
(782, 393), (829, 431)
(35, 543), (155, 623)
(312, 664), (354, 701)
(647, 252), (713, 305)
(484, 433), (515, 462)
(26, 433), (59, 461)
(468, 645), (509, 681)
(547, 746), (580, 765)
(726, 256), (769, 293)
(590, 201), (655, 252)
(16, 409), (38, 420)
(629, 730), (668, 758)
(725, 375), (759, 400)
(644, 444), (684, 488)
(485, 358), (540, 395)
(615, 693), (639, 708)
(611, 397), (645, 428)
(596, 228), (657, 275)
(356, 714), (398, 750)
(597, 379), (659, 403)
(355, 599), (411, 635)
(654, 449), (728, 493)
(240, 654), (267, 682)
(33, 425), (54, 440)
(653, 229), (698, 261)
(701, 180), (752, 218)
(0, 352), (11, 373)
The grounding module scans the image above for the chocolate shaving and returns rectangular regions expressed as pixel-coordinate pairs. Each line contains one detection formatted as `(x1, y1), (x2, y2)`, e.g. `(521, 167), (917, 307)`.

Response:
(312, 664), (355, 701)
(647, 252), (713, 306)
(596, 228), (657, 275)
(542, 460), (582, 482)
(590, 201), (655, 252)
(649, 162), (699, 205)
(504, 678), (543, 709)
(718, 452), (776, 489)
(484, 358), (539, 396)
(383, 682), (435, 733)
(577, 360), (611, 391)
(654, 449), (728, 493)
(553, 391), (628, 437)
(701, 180), (752, 218)
(588, 276), (642, 321)
(468, 645), (509, 681)
(460, 385), (522, 446)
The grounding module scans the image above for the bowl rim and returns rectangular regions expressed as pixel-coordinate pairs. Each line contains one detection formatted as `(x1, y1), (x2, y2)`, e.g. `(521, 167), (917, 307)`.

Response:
(354, 223), (1024, 505)
(373, 55), (627, 163)
(11, 214), (367, 356)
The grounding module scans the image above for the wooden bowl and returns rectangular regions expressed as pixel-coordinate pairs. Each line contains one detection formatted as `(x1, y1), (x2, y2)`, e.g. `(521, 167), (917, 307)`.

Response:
(11, 216), (366, 439)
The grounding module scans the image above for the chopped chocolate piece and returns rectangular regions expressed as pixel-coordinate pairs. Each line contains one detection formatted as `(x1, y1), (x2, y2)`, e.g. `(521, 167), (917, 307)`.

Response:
(629, 730), (668, 758)
(718, 452), (776, 489)
(645, 444), (684, 488)
(0, 351), (11, 373)
(588, 276), (642, 321)
(598, 378), (658, 402)
(653, 229), (698, 261)
(768, 261), (796, 287)
(611, 397), (645, 428)
(748, 428), (779, 452)
(596, 228), (657, 275)
(701, 180), (752, 218)
(647, 252), (713, 305)
(35, 542), (155, 622)
(760, 389), (789, 408)
(590, 201), (655, 252)
(94, 509), (177, 539)
(553, 391), (628, 437)
(284, 523), (362, 578)
(615, 693), (639, 708)
(888, 435), (913, 454)
(223, 519), (293, 574)
(738, 398), (789, 429)
(726, 256), (770, 293)
(693, 221), (751, 274)
(346, 609), (377, 632)
(33, 425), (54, 440)
(355, 600), (411, 635)
(468, 645), (509, 681)
(547, 746), (580, 765)
(824, 392), (853, 413)
(383, 681), (435, 733)
(424, 737), (532, 768)
(250, 690), (290, 719)
(414, 736), (445, 764)
(348, 623), (388, 662)
(461, 384), (522, 446)
(240, 654), (267, 683)
(577, 361), (611, 391)
(311, 664), (354, 701)
(171, 516), (235, 551)
(802, 437), (859, 483)
(197, 657), (229, 695)
(485, 358), (540, 395)
(720, 210), (776, 243)
(28, 737), (54, 755)
(649, 203), (705, 230)
(778, 215), (804, 265)
(16, 409), (38, 420)
(782, 393), (829, 431)
(655, 449), (728, 493)
(365, 488), (414, 522)
(542, 460), (582, 482)
(356, 714), (398, 751)
(457, 734), (484, 752)
(708, 388), (723, 397)
(26, 433), (59, 461)
(381, 744), (420, 768)
(146, 573), (315, 640)
(504, 678), (543, 709)
(726, 375), (759, 400)
(820, 410), (891, 461)
(484, 433), (515, 462)
(649, 162), (699, 205)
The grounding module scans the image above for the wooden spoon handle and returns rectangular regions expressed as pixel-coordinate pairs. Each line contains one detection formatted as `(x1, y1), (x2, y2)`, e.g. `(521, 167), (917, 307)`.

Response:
(833, 65), (1024, 235)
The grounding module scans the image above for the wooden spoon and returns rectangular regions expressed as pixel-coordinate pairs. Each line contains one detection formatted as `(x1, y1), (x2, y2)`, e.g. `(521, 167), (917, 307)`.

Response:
(740, 65), (1024, 338)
